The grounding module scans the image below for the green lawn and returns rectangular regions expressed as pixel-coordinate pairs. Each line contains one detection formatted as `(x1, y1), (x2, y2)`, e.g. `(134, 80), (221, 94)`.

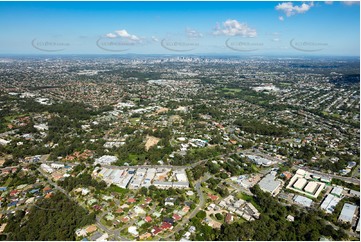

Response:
(4, 177), (13, 187)
(236, 192), (253, 202)
(108, 185), (128, 194)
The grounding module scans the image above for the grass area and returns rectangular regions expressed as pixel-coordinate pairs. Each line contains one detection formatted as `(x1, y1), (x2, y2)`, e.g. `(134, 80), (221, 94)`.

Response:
(4, 177), (13, 187)
(236, 192), (254, 202)
(210, 213), (224, 223)
(278, 82), (292, 87)
(220, 87), (241, 94)
(129, 117), (140, 125)
(251, 164), (259, 172)
(235, 216), (247, 223)
(127, 153), (145, 165)
(108, 184), (129, 194)
(4, 113), (29, 122)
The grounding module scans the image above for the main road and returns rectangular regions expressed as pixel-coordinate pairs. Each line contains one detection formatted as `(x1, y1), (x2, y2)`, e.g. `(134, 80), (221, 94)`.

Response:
(296, 166), (360, 185)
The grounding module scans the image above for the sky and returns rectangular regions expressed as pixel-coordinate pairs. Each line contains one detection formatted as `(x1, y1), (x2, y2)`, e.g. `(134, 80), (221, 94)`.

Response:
(0, 1), (359, 56)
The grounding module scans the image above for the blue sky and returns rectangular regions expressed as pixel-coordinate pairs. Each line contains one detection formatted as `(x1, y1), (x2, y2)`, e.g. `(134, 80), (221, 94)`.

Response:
(0, 1), (359, 56)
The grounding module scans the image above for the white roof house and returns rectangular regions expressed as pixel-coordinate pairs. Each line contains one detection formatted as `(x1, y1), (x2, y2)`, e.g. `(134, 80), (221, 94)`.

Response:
(128, 226), (139, 237)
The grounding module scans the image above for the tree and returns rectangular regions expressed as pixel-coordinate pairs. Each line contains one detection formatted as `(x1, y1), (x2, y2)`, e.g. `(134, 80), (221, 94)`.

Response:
(196, 210), (206, 220)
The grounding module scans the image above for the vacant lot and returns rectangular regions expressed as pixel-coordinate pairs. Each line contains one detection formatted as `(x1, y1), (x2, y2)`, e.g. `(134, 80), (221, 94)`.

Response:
(145, 135), (160, 151)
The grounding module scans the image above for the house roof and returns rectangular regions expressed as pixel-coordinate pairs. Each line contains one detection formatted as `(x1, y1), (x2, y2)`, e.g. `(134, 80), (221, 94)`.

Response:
(207, 194), (219, 201)
(86, 225), (97, 234)
(161, 222), (173, 230)
(121, 216), (130, 223)
(163, 217), (174, 224)
(173, 214), (182, 221)
(225, 213), (233, 223)
(45, 193), (53, 199)
(145, 216), (152, 222)
(152, 227), (162, 235)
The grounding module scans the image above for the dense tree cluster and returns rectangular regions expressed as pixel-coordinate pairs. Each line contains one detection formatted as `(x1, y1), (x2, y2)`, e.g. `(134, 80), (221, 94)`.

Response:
(18, 99), (106, 120)
(234, 118), (288, 137)
(58, 173), (106, 192)
(4, 192), (95, 241)
(332, 178), (360, 191)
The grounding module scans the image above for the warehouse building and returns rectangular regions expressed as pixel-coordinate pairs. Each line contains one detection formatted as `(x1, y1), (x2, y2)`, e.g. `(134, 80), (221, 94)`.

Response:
(141, 168), (156, 187)
(258, 172), (282, 196)
(304, 181), (320, 195)
(40, 164), (54, 173)
(338, 203), (357, 223)
(293, 178), (307, 190)
(286, 169), (325, 198)
(293, 195), (313, 207)
(320, 194), (341, 214)
(330, 186), (343, 198)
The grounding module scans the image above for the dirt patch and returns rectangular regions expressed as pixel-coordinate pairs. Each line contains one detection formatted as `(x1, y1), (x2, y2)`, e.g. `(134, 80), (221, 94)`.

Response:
(145, 135), (160, 151)
(0, 157), (5, 166)
(156, 107), (169, 114)
(169, 115), (183, 123)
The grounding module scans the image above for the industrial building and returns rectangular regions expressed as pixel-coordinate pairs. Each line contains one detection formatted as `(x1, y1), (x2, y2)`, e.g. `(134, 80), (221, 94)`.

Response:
(304, 181), (320, 194)
(338, 203), (357, 223)
(174, 169), (188, 182)
(330, 186), (343, 198)
(286, 169), (325, 198)
(141, 168), (156, 187)
(320, 194), (341, 214)
(293, 178), (307, 190)
(128, 168), (147, 189)
(94, 167), (189, 190)
(246, 155), (275, 167)
(257, 172), (282, 196)
(172, 181), (189, 188)
(40, 164), (54, 173)
(51, 163), (65, 169)
(94, 155), (118, 165)
(293, 195), (313, 207)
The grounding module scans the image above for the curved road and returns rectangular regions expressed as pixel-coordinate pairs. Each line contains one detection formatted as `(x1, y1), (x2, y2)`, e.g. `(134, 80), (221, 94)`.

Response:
(158, 173), (211, 240)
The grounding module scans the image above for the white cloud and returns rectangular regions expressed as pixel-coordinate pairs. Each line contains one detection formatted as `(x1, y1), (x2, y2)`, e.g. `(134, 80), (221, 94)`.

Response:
(114, 29), (140, 41)
(185, 28), (203, 38)
(213, 19), (257, 37)
(151, 36), (159, 42)
(325, 1), (333, 4)
(276, 2), (314, 17)
(105, 33), (117, 38)
(343, 1), (360, 6)
(279, 16), (284, 21)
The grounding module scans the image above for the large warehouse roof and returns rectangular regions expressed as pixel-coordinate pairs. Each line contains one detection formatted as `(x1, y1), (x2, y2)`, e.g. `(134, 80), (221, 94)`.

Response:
(293, 178), (307, 190)
(338, 203), (357, 223)
(304, 182), (318, 194)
